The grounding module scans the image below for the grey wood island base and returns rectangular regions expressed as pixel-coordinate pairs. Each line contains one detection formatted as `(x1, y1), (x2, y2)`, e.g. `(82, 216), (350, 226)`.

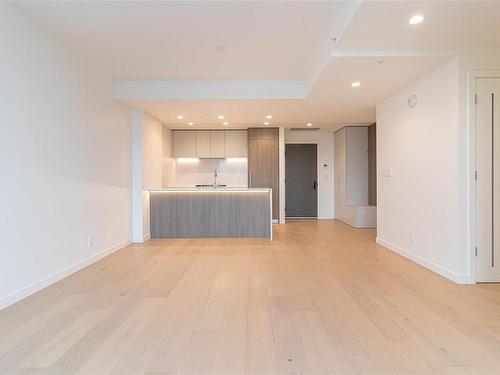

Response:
(149, 188), (272, 239)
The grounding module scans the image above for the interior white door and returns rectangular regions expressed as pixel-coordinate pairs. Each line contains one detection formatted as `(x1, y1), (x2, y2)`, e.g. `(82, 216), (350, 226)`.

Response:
(476, 77), (500, 282)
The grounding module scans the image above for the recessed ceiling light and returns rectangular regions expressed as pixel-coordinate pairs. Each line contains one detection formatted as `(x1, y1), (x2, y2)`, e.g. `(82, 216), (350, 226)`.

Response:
(351, 81), (361, 88)
(223, 122), (228, 126)
(176, 115), (184, 119)
(266, 115), (273, 119)
(264, 122), (270, 125)
(306, 123), (312, 127)
(409, 14), (424, 25)
(217, 115), (225, 119)
(187, 122), (194, 126)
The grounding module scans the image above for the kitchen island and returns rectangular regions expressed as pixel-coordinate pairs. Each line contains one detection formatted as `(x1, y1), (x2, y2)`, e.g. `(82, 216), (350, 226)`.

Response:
(149, 188), (272, 239)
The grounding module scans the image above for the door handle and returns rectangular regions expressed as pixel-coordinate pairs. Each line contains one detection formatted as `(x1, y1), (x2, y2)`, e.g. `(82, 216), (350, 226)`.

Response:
(312, 181), (317, 190)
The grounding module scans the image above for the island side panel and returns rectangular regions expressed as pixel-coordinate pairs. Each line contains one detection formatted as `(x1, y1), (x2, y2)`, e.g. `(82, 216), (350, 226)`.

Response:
(209, 192), (270, 237)
(150, 190), (271, 238)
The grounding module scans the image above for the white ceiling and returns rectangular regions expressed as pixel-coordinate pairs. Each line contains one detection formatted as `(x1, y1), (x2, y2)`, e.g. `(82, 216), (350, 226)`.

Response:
(122, 56), (448, 128)
(13, 1), (500, 129)
(13, 1), (348, 80)
(337, 1), (500, 51)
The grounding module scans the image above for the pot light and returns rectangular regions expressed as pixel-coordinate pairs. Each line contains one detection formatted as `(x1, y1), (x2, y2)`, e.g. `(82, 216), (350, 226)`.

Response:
(306, 123), (312, 127)
(217, 115), (225, 119)
(187, 122), (194, 126)
(266, 115), (273, 119)
(264, 122), (270, 125)
(409, 14), (424, 25)
(176, 115), (184, 119)
(351, 81), (361, 88)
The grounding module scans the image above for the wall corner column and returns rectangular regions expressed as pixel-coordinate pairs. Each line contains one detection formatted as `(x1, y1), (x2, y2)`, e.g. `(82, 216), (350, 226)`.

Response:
(131, 109), (148, 243)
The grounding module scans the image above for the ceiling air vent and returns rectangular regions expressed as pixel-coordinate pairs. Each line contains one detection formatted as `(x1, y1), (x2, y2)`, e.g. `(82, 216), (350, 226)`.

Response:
(290, 127), (320, 131)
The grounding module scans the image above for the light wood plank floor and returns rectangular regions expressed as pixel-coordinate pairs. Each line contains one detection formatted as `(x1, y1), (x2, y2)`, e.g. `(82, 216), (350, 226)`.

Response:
(2, 220), (500, 374)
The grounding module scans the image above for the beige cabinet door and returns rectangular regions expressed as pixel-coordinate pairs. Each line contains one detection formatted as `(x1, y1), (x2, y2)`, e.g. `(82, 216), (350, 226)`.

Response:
(173, 131), (196, 158)
(196, 131), (211, 158)
(210, 131), (225, 158)
(224, 130), (247, 158)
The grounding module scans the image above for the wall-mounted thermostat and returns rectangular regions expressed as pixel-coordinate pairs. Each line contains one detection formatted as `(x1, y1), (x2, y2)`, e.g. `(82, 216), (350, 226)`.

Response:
(408, 94), (417, 108)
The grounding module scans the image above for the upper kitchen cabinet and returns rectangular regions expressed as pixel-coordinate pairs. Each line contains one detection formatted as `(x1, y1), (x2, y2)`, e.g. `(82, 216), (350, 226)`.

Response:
(210, 131), (225, 158)
(172, 130), (247, 158)
(195, 131), (211, 158)
(173, 131), (196, 158)
(224, 130), (247, 158)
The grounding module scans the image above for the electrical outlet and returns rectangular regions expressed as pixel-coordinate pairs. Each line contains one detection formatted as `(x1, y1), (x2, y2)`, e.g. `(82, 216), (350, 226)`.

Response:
(87, 236), (93, 247)
(410, 235), (416, 244)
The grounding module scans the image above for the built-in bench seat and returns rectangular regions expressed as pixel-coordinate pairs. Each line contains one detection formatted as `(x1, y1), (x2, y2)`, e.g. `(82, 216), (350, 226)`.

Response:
(345, 204), (377, 228)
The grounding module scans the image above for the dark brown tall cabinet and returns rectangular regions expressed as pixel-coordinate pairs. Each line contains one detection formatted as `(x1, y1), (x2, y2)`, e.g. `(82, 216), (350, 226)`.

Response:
(247, 128), (279, 220)
(368, 123), (377, 206)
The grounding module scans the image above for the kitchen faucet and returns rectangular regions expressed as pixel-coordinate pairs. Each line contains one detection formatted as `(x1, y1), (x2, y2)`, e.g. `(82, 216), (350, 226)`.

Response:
(213, 168), (218, 188)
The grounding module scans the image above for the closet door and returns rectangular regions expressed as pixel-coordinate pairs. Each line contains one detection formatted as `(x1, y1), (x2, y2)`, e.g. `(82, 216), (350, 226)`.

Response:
(476, 78), (500, 282)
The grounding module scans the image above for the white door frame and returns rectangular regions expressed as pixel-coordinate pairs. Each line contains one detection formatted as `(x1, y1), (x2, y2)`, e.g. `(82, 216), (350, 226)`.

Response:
(468, 71), (500, 283)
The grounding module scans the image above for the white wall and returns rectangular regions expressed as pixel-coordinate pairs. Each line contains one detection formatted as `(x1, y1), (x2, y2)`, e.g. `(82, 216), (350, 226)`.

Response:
(162, 126), (176, 188)
(0, 3), (131, 308)
(284, 130), (335, 219)
(131, 110), (165, 243)
(334, 129), (347, 222)
(376, 58), (464, 282)
(131, 110), (145, 243)
(143, 113), (164, 189)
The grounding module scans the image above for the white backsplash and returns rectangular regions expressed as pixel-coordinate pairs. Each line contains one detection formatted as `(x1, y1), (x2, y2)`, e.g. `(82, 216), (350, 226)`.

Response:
(169, 158), (248, 188)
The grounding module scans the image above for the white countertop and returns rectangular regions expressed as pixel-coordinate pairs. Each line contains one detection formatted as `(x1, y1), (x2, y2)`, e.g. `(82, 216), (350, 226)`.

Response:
(147, 187), (272, 192)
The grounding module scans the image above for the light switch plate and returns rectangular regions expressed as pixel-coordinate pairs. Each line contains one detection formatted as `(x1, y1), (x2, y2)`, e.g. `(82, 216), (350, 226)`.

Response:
(381, 169), (392, 178)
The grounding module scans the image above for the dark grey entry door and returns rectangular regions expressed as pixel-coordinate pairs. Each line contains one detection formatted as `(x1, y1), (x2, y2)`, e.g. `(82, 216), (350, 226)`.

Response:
(285, 144), (318, 217)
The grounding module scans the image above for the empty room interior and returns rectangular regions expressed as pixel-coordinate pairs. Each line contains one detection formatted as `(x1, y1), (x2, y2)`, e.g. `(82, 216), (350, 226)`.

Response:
(3, 1), (500, 374)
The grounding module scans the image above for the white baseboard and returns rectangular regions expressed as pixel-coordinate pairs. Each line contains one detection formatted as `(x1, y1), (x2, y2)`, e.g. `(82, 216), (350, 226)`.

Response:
(0, 239), (131, 310)
(132, 233), (150, 243)
(376, 237), (470, 284)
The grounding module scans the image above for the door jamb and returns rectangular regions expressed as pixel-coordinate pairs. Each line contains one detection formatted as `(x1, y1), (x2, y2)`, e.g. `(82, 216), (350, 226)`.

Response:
(469, 71), (500, 284)
(284, 141), (319, 218)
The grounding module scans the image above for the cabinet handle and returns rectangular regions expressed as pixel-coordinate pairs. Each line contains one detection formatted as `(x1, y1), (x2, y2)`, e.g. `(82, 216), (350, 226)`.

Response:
(249, 170), (252, 187)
